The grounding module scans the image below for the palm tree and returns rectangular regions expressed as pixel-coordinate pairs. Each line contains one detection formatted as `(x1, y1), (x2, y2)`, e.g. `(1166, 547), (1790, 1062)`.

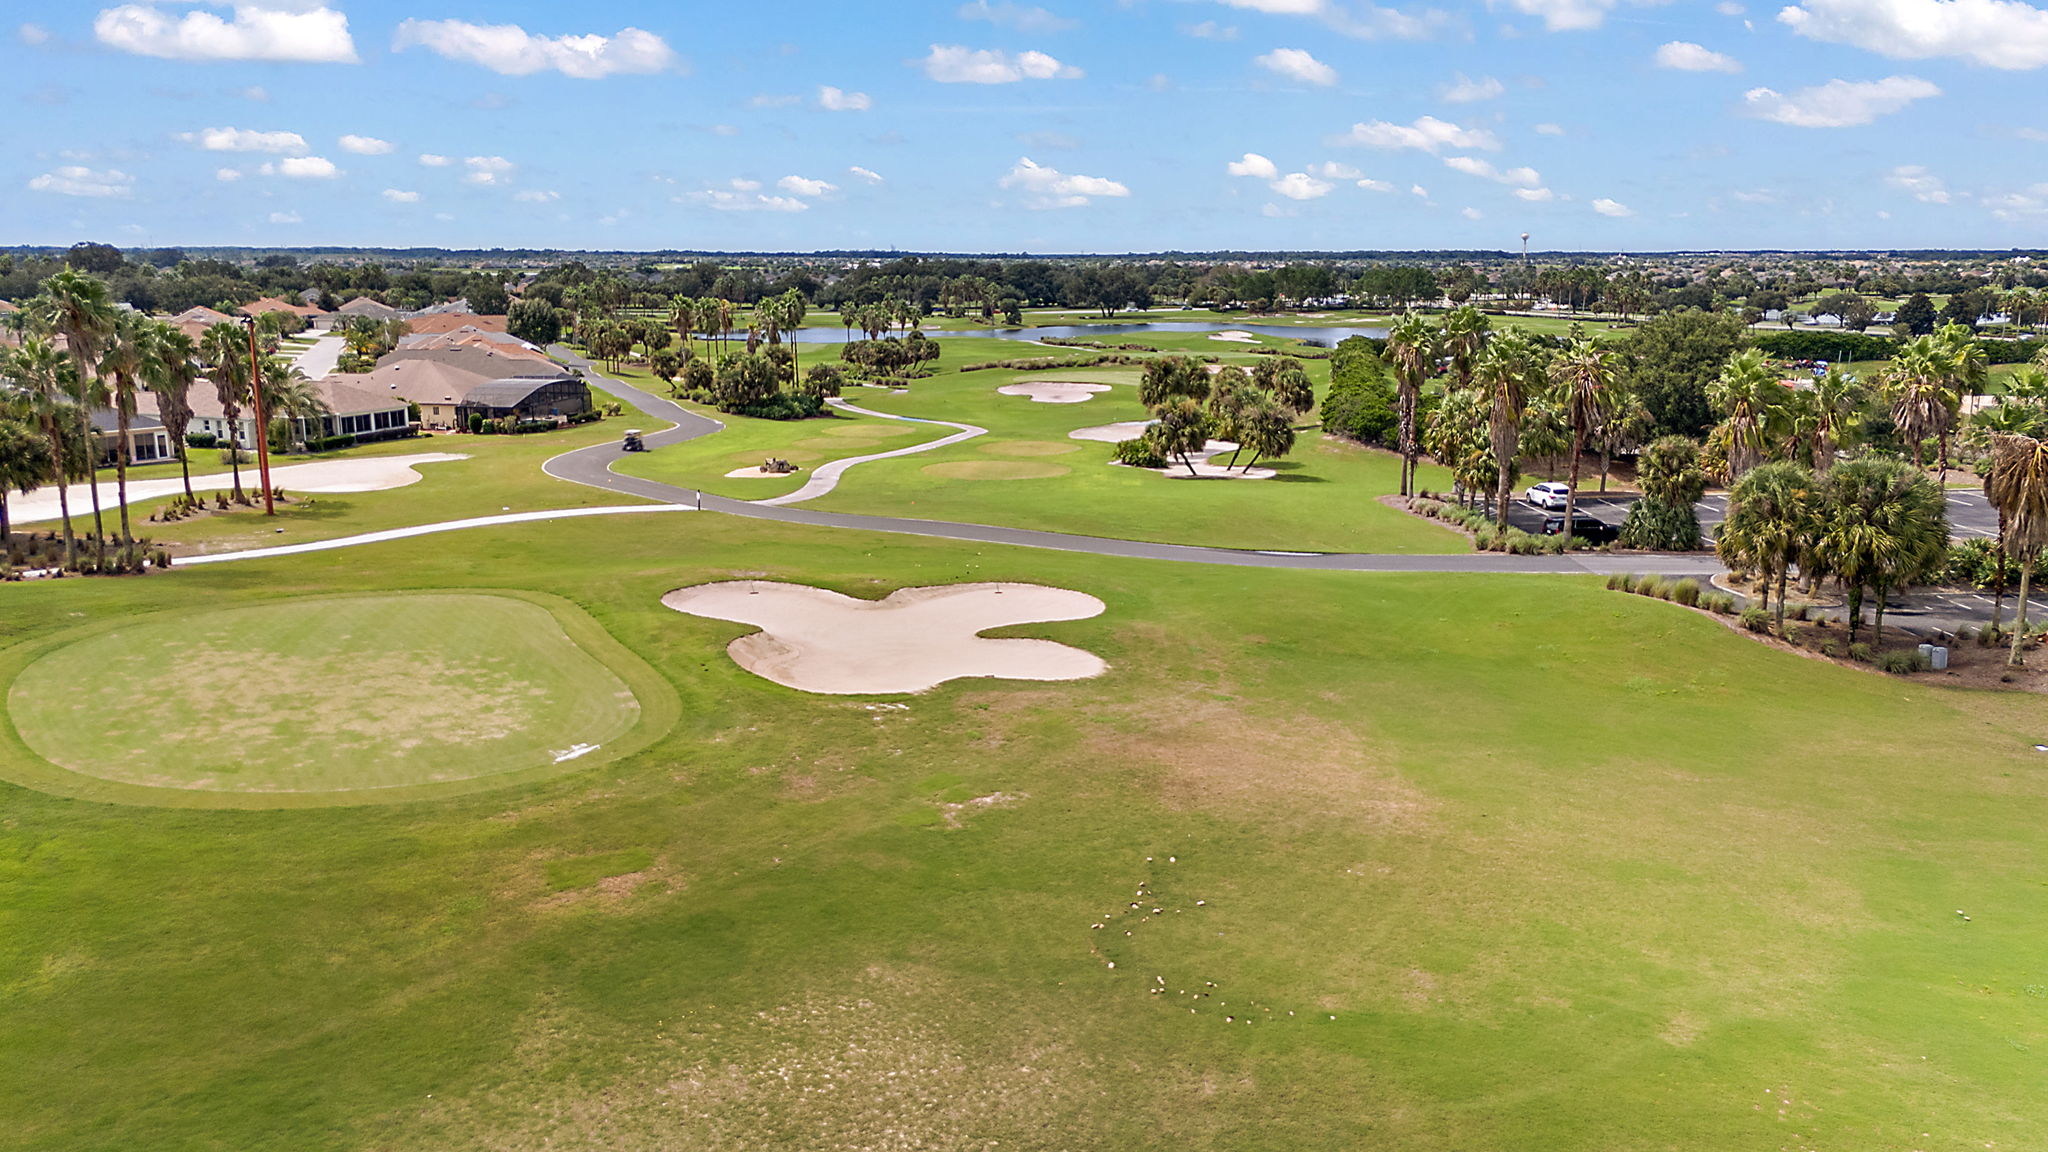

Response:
(95, 312), (150, 553)
(1475, 332), (1533, 523)
(1551, 336), (1615, 538)
(1931, 324), (1984, 487)
(1817, 455), (1950, 645)
(201, 322), (252, 502)
(0, 415), (52, 543)
(1986, 433), (2048, 666)
(778, 289), (808, 393)
(29, 270), (118, 559)
(1385, 313), (1437, 496)
(1234, 393), (1296, 472)
(145, 324), (202, 502)
(3, 338), (82, 567)
(1439, 304), (1490, 392)
(1707, 348), (1783, 479)
(1802, 367), (1866, 473)
(1716, 461), (1819, 632)
(259, 359), (329, 450)
(1883, 338), (1952, 478)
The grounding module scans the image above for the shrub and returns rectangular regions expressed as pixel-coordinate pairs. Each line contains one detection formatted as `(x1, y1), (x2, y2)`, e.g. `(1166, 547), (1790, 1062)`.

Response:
(1619, 573), (1639, 594)
(1670, 578), (1702, 607)
(1877, 649), (1929, 674)
(1605, 573), (1625, 590)
(1740, 605), (1771, 632)
(1472, 524), (1501, 551)
(1784, 600), (1812, 622)
(1634, 577), (1664, 598)
(1977, 622), (2003, 646)
(1112, 437), (1167, 468)
(1414, 499), (1447, 519)
(184, 432), (218, 449)
(216, 446), (248, 465)
(1847, 642), (1874, 662)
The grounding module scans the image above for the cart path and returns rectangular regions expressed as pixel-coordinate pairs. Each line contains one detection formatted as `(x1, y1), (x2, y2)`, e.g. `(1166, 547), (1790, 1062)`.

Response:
(751, 397), (985, 507)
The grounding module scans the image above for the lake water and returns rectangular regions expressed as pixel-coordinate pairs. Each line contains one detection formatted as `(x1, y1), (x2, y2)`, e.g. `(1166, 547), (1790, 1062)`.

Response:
(776, 320), (1391, 346)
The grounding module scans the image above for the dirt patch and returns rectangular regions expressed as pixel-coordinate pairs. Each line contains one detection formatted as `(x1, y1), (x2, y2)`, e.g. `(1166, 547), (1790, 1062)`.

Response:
(662, 581), (1108, 695)
(936, 791), (1025, 828)
(978, 440), (1081, 458)
(919, 460), (1071, 480)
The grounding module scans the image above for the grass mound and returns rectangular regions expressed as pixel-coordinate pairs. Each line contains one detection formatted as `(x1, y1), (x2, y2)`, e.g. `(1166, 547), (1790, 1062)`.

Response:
(3, 591), (675, 807)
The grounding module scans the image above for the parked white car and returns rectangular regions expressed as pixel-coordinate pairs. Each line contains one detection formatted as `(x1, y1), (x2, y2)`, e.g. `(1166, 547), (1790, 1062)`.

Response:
(1525, 481), (1571, 510)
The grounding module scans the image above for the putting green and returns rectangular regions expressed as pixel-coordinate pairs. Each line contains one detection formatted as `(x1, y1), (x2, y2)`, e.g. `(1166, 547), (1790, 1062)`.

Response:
(3, 591), (677, 808)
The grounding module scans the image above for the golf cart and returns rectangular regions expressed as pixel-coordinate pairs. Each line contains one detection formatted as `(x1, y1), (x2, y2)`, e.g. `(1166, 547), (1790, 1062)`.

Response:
(622, 429), (646, 452)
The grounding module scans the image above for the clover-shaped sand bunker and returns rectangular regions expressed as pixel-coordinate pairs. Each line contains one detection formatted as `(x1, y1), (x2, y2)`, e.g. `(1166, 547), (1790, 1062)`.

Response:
(998, 381), (1112, 404)
(662, 581), (1108, 694)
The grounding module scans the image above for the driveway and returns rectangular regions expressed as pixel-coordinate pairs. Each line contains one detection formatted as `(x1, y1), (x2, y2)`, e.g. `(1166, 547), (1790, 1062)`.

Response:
(289, 333), (346, 378)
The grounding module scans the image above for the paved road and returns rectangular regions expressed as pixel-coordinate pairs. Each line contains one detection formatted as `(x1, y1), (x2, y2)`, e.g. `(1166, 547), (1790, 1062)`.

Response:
(545, 347), (1722, 576)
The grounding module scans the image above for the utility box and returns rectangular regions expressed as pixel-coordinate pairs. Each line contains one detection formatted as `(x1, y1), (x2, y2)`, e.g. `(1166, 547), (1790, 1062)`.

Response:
(1930, 645), (1950, 671)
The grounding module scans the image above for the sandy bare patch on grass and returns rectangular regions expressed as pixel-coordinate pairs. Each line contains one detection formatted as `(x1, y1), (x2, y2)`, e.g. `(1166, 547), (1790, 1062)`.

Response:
(979, 439), (1081, 458)
(919, 460), (1070, 480)
(1210, 330), (1259, 343)
(662, 581), (1107, 695)
(12, 452), (469, 524)
(997, 380), (1112, 404)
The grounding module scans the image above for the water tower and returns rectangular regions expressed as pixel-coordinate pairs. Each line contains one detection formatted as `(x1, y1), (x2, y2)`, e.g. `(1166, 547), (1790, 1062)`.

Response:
(1520, 232), (1530, 265)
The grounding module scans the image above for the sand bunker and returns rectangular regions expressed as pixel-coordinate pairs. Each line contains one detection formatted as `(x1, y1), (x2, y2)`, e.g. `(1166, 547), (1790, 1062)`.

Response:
(920, 460), (1070, 480)
(662, 581), (1108, 695)
(1067, 422), (1272, 479)
(12, 453), (468, 524)
(998, 381), (1112, 404)
(724, 466), (803, 479)
(1209, 330), (1259, 343)
(1069, 421), (1157, 444)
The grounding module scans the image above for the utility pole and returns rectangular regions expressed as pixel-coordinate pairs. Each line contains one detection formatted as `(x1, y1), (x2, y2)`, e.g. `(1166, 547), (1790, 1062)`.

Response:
(243, 318), (276, 516)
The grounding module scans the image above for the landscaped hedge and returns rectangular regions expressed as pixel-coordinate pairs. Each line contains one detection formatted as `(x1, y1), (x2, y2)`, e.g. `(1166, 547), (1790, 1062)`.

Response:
(1752, 329), (2048, 366)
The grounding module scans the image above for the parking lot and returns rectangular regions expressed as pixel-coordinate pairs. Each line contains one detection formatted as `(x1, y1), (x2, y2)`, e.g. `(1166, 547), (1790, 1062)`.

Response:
(1499, 486), (2000, 544)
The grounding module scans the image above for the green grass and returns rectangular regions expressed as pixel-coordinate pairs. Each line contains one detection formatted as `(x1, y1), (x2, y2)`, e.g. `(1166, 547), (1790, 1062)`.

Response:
(1, 512), (2045, 1150)
(2, 590), (674, 807)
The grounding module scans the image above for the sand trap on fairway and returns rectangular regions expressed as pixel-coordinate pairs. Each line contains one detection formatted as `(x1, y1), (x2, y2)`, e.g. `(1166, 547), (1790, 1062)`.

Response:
(724, 466), (803, 479)
(920, 460), (1070, 480)
(1210, 330), (1259, 343)
(662, 581), (1108, 695)
(980, 440), (1080, 457)
(12, 452), (470, 524)
(1069, 421), (1157, 444)
(998, 381), (1112, 404)
(1068, 422), (1272, 478)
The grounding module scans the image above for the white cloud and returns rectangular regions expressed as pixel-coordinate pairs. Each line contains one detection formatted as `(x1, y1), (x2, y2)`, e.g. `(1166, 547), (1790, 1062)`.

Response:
(514, 189), (560, 203)
(1271, 171), (1335, 199)
(1357, 177), (1396, 192)
(19, 23), (50, 45)
(1718, 1), (1747, 13)
(1655, 40), (1742, 71)
(215, 167), (243, 182)
(1441, 72), (1505, 101)
(1885, 163), (1951, 203)
(1332, 115), (1501, 152)
(28, 166), (134, 197)
(999, 156), (1130, 208)
(382, 188), (420, 203)
(692, 179), (810, 212)
(267, 210), (302, 224)
(259, 155), (340, 179)
(1591, 197), (1634, 216)
(1226, 152), (1280, 178)
(957, 1), (1077, 32)
(848, 165), (885, 183)
(177, 126), (306, 154)
(1411, 183), (1430, 197)
(338, 134), (394, 155)
(1255, 47), (1338, 85)
(238, 85), (269, 102)
(1309, 161), (1363, 178)
(392, 19), (676, 78)
(463, 155), (514, 185)
(1444, 155), (1543, 186)
(418, 153), (453, 167)
(1534, 121), (1566, 135)
(1988, 183), (2048, 218)
(1742, 75), (1940, 127)
(818, 85), (872, 111)
(778, 175), (840, 197)
(1490, 0), (1642, 31)
(1513, 186), (1557, 201)
(1185, 20), (1240, 38)
(920, 44), (1082, 82)
(95, 2), (357, 63)
(1210, 0), (1452, 41)
(1461, 206), (1484, 219)
(1780, 0), (2048, 70)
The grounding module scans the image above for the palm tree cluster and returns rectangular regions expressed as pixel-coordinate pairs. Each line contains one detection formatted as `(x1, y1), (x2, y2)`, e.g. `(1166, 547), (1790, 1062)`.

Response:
(1119, 355), (1305, 476)
(1717, 456), (1949, 645)
(1399, 308), (1641, 538)
(0, 269), (323, 573)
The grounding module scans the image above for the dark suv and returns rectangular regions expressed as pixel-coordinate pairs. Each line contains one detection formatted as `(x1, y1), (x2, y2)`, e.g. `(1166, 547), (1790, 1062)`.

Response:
(1541, 514), (1620, 544)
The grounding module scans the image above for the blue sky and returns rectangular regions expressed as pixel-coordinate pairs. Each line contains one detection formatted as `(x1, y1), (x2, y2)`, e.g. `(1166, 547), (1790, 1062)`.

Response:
(10, 0), (2048, 252)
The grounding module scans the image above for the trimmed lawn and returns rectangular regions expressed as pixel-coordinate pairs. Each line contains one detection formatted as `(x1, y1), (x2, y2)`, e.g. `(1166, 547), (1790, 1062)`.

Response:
(0, 512), (2043, 1149)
